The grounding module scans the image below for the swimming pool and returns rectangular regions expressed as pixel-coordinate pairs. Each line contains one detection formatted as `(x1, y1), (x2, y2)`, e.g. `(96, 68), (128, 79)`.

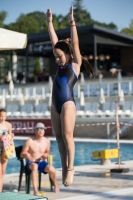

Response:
(7, 139), (133, 174)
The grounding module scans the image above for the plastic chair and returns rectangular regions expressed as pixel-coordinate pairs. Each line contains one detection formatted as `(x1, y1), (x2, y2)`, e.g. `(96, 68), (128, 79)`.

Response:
(15, 146), (53, 194)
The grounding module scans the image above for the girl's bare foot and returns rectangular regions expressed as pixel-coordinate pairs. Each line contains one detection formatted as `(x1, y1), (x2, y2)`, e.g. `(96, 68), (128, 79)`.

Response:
(34, 191), (42, 196)
(64, 168), (74, 187)
(62, 168), (67, 184)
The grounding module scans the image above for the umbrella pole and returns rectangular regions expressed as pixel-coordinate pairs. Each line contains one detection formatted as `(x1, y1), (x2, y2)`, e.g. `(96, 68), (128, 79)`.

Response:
(115, 95), (121, 168)
(110, 95), (129, 173)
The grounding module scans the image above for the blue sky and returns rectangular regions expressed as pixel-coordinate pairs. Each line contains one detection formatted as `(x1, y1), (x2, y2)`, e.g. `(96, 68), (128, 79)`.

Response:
(1, 0), (133, 31)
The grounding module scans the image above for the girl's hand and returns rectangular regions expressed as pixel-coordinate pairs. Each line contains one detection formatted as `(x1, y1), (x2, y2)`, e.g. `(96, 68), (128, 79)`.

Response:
(1, 135), (6, 141)
(11, 133), (14, 138)
(68, 6), (74, 22)
(46, 8), (52, 23)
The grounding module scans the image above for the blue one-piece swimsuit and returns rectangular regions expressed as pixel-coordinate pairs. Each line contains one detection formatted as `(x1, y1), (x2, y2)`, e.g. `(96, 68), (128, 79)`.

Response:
(52, 62), (78, 114)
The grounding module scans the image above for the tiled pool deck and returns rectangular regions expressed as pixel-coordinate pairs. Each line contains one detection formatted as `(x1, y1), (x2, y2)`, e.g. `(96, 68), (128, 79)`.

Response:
(3, 160), (133, 200)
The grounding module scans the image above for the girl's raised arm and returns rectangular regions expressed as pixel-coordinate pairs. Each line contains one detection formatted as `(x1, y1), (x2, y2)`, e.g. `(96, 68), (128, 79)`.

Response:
(68, 6), (82, 66)
(46, 8), (58, 47)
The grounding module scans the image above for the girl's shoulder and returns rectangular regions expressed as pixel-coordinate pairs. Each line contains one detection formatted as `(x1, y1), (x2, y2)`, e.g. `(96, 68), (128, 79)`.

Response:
(5, 121), (12, 128)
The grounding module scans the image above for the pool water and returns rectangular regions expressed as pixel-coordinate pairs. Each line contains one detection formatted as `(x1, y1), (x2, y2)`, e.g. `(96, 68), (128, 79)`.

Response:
(7, 140), (133, 174)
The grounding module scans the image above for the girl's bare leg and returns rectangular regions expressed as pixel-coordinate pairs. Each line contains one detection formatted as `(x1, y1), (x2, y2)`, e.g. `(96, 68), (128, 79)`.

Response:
(0, 154), (8, 192)
(51, 104), (68, 183)
(60, 101), (76, 186)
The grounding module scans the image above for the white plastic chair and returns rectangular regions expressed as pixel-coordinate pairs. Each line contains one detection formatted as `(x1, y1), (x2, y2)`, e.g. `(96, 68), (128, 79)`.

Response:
(26, 104), (34, 117)
(106, 102), (116, 117)
(110, 83), (118, 96)
(90, 84), (97, 96)
(34, 103), (48, 117)
(95, 102), (111, 117)
(42, 104), (50, 117)
(121, 82), (129, 95)
(6, 105), (12, 117)
(73, 84), (80, 98)
(23, 88), (29, 100)
(34, 104), (42, 117)
(83, 84), (90, 97)
(131, 101), (133, 116)
(76, 102), (82, 116)
(89, 102), (99, 116)
(28, 87), (36, 99)
(12, 105), (20, 117)
(19, 104), (33, 117)
(101, 83), (108, 96)
(36, 87), (43, 99)
(84, 102), (91, 117)
(120, 101), (131, 117)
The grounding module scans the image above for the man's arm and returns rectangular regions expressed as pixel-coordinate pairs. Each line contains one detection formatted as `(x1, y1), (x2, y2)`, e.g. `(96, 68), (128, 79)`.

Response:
(20, 138), (32, 160)
(41, 139), (51, 159)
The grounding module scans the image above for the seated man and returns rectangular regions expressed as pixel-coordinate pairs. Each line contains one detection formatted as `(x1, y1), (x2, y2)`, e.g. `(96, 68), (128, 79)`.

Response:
(20, 122), (59, 196)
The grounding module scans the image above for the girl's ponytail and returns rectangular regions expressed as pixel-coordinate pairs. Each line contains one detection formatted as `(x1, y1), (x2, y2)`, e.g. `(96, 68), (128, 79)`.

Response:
(81, 56), (94, 78)
(62, 38), (94, 76)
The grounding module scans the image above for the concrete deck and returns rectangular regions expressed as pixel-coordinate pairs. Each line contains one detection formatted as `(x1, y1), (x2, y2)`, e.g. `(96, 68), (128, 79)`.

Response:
(3, 160), (133, 200)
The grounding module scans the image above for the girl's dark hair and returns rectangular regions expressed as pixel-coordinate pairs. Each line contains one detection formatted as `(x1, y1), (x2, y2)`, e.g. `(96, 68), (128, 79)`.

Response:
(0, 108), (6, 113)
(54, 39), (94, 77)
(54, 40), (73, 55)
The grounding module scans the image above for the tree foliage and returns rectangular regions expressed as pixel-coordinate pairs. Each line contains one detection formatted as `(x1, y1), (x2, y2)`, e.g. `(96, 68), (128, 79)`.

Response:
(34, 58), (41, 75)
(7, 14), (40, 34)
(72, 0), (93, 26)
(72, 0), (116, 28)
(93, 21), (117, 29)
(3, 0), (133, 34)
(121, 20), (133, 36)
(27, 11), (47, 32)
(0, 11), (7, 28)
(73, 0), (84, 10)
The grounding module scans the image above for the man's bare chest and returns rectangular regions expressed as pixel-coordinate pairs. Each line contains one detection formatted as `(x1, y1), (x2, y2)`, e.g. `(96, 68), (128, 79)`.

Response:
(30, 142), (46, 153)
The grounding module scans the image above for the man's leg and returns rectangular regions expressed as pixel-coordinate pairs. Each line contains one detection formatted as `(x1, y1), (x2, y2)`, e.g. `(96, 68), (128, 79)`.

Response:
(45, 164), (59, 193)
(29, 163), (41, 196)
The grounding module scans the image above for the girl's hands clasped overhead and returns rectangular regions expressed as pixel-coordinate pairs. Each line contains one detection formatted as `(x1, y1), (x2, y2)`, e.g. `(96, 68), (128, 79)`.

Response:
(68, 6), (74, 22)
(46, 8), (52, 23)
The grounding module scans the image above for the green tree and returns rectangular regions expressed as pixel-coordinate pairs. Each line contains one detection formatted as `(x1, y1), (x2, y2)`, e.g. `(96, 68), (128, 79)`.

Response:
(0, 11), (7, 27)
(72, 0), (93, 26)
(27, 11), (61, 31)
(34, 58), (41, 75)
(57, 15), (69, 29)
(3, 0), (118, 32)
(72, 0), (117, 29)
(27, 11), (47, 31)
(56, 16), (69, 29)
(94, 21), (117, 29)
(7, 14), (40, 34)
(121, 20), (133, 36)
(51, 14), (60, 30)
(73, 0), (84, 10)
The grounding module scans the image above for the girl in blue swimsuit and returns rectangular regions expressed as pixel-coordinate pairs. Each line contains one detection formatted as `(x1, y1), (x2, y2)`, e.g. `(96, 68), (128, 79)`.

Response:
(46, 6), (93, 187)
